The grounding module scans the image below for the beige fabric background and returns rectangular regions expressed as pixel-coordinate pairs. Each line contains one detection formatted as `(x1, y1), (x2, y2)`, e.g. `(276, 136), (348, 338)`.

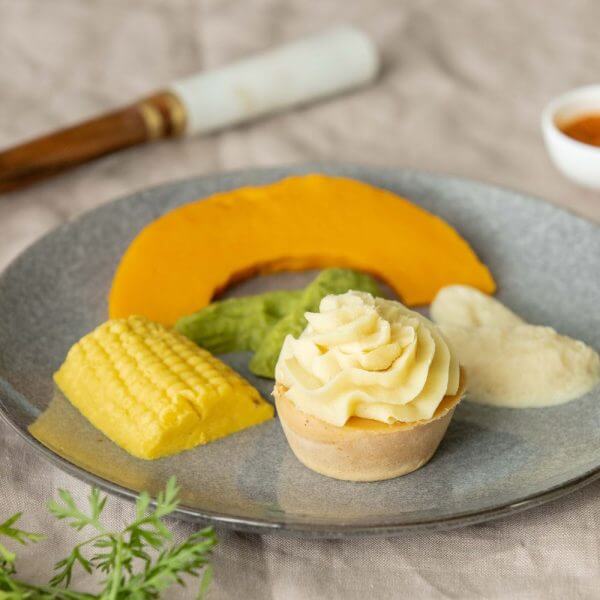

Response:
(1, 1), (600, 598)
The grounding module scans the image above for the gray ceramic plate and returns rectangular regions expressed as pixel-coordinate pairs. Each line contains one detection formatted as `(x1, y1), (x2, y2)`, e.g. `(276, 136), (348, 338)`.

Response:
(1, 165), (599, 538)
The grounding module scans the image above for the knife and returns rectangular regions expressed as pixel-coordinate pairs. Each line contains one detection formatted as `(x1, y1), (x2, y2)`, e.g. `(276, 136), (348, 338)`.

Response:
(0, 26), (379, 194)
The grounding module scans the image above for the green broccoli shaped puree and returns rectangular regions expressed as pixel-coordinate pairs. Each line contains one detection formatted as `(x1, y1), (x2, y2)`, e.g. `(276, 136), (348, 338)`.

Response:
(175, 289), (301, 355)
(175, 269), (382, 379)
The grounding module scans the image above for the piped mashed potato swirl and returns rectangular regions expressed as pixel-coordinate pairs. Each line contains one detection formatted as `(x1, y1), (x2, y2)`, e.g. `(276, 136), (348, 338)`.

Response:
(275, 291), (460, 426)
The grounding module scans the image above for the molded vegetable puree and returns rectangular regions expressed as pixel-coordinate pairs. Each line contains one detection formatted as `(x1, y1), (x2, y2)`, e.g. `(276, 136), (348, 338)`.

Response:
(275, 291), (460, 426)
(109, 175), (495, 325)
(431, 286), (600, 408)
(175, 268), (382, 379)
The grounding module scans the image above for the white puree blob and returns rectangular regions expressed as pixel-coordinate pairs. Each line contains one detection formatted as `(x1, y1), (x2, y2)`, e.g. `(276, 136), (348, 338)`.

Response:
(431, 286), (600, 408)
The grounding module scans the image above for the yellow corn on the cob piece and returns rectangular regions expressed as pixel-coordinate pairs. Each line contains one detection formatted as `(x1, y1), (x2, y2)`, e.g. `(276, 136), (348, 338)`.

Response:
(54, 315), (274, 459)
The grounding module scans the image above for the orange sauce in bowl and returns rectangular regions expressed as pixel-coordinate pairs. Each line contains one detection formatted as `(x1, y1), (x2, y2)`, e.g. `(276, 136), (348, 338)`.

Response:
(560, 113), (600, 147)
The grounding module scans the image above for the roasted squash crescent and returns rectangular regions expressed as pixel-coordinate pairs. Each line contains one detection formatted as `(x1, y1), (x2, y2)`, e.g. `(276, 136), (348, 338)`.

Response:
(109, 175), (495, 325)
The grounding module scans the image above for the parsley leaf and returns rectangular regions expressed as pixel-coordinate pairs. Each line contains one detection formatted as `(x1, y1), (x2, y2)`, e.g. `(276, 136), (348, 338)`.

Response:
(0, 478), (216, 599)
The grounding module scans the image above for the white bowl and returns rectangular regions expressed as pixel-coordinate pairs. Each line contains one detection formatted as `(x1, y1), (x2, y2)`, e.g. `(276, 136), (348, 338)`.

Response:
(542, 85), (600, 190)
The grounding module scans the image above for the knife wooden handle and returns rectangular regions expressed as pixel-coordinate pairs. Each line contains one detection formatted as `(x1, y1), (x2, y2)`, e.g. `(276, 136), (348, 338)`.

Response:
(0, 92), (186, 194)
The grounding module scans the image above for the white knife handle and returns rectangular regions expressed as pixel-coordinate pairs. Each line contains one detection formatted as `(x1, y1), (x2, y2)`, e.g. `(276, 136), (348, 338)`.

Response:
(169, 26), (379, 136)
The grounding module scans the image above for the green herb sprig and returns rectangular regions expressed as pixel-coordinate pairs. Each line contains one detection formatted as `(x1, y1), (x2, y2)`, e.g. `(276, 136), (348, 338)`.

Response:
(0, 478), (216, 599)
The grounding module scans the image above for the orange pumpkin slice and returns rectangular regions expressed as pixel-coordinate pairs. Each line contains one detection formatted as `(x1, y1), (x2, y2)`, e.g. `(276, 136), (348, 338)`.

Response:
(109, 174), (495, 325)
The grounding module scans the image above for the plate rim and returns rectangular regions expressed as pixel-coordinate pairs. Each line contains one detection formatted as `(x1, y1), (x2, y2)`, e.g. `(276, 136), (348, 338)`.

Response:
(2, 403), (600, 537)
(1, 163), (599, 537)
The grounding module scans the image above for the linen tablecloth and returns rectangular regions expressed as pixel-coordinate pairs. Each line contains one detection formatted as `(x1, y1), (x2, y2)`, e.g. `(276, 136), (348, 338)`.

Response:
(1, 1), (600, 597)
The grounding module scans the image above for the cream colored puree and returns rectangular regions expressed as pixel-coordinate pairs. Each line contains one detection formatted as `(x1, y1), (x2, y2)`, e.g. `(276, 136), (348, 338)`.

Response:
(275, 291), (460, 426)
(431, 286), (600, 408)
